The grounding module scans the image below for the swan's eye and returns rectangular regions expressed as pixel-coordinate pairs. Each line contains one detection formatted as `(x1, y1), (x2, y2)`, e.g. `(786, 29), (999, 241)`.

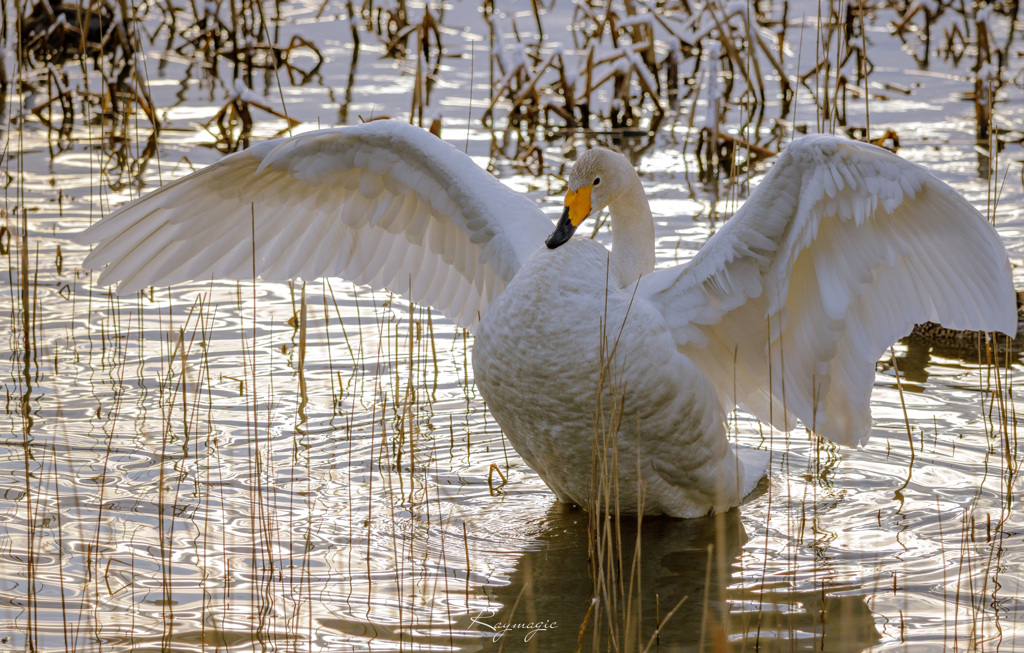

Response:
(593, 177), (601, 186)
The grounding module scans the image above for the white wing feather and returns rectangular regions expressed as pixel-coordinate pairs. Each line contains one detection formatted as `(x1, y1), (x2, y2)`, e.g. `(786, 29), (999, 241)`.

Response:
(77, 120), (553, 330)
(639, 135), (1015, 446)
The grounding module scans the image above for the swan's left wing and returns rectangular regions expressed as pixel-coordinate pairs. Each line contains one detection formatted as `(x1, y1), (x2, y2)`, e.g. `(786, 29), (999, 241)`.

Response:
(638, 135), (1015, 446)
(77, 120), (554, 330)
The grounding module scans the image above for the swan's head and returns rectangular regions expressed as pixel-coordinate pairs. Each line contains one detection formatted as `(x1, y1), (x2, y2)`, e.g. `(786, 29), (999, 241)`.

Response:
(546, 148), (634, 249)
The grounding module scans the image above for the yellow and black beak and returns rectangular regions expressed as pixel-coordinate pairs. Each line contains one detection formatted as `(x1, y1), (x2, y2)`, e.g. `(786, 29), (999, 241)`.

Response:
(546, 185), (593, 249)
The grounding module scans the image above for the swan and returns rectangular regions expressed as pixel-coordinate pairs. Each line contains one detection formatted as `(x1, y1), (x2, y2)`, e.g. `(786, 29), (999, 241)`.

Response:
(76, 120), (1016, 518)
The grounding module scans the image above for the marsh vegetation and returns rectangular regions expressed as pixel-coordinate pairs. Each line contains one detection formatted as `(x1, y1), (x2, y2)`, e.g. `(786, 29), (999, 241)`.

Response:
(2, 0), (1024, 650)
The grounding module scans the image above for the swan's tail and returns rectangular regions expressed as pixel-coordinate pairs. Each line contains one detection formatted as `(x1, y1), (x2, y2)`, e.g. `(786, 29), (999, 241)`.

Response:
(735, 446), (771, 499)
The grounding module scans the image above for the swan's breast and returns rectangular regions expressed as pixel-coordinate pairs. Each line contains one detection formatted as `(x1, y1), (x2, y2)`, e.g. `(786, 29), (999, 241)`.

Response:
(473, 240), (620, 498)
(472, 239), (737, 516)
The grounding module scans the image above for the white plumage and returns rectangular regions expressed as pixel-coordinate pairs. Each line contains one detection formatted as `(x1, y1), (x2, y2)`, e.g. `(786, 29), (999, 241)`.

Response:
(81, 122), (547, 327)
(77, 120), (1015, 518)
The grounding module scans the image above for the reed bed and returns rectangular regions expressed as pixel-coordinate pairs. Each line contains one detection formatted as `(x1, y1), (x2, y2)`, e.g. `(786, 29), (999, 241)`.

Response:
(1, 0), (1023, 651)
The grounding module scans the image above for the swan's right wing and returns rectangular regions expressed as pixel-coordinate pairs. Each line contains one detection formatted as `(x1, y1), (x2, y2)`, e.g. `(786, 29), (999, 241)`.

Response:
(77, 120), (554, 330)
(638, 136), (1015, 446)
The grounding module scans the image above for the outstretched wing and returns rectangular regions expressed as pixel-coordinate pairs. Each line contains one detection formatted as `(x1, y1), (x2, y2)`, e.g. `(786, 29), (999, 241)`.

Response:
(639, 135), (1015, 446)
(77, 120), (553, 330)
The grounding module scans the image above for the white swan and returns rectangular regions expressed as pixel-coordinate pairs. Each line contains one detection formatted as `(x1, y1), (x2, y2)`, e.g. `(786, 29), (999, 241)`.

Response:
(77, 120), (1016, 518)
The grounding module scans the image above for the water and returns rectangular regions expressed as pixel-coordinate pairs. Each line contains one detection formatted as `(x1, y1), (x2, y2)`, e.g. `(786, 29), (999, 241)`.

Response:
(3, 0), (1024, 650)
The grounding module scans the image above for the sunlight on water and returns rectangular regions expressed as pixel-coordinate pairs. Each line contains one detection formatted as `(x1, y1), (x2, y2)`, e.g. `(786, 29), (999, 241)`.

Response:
(2, 0), (1024, 650)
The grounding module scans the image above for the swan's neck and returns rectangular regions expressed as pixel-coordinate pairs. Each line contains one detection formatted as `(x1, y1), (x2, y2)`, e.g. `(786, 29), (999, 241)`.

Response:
(609, 181), (656, 287)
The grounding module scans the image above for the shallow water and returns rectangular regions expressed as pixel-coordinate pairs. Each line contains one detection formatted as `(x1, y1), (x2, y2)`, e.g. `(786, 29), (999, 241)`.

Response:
(3, 0), (1024, 650)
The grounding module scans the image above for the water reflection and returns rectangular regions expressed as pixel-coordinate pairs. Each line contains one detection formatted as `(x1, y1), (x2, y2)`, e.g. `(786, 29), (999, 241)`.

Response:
(893, 331), (1021, 390)
(478, 505), (879, 651)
